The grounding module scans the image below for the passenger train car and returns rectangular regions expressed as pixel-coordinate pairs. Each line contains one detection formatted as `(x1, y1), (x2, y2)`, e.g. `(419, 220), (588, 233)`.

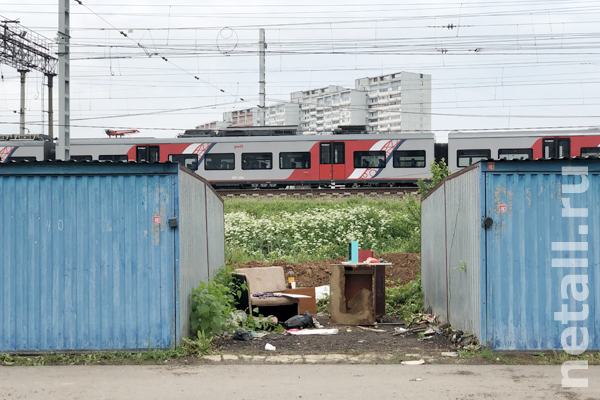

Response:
(448, 128), (600, 171)
(3, 128), (600, 188)
(65, 132), (436, 188)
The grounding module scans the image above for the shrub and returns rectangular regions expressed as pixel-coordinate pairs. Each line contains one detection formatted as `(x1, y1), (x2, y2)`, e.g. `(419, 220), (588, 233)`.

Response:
(385, 272), (423, 320)
(417, 158), (452, 196)
(190, 265), (241, 337)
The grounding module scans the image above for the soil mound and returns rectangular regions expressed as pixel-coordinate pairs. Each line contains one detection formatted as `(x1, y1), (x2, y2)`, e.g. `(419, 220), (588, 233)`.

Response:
(227, 252), (420, 288)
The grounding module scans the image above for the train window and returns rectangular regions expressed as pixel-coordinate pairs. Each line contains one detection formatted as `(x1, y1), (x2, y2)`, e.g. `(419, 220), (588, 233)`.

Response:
(136, 145), (160, 162)
(70, 155), (92, 162)
(99, 154), (128, 162)
(320, 142), (345, 164)
(242, 153), (272, 170)
(498, 148), (533, 160)
(354, 151), (386, 168)
(205, 153), (234, 170)
(169, 154), (199, 170)
(279, 152), (311, 169)
(457, 149), (491, 167)
(542, 138), (570, 159)
(580, 147), (600, 158)
(393, 150), (426, 168)
(6, 156), (36, 162)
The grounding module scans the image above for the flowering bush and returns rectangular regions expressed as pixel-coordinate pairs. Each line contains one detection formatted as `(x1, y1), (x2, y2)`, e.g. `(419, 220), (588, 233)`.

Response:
(225, 197), (420, 262)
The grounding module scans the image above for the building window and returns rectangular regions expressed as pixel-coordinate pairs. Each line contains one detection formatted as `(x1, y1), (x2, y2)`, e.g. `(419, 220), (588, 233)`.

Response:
(205, 153), (235, 170)
(393, 150), (426, 168)
(497, 148), (533, 160)
(354, 151), (386, 168)
(242, 153), (272, 170)
(457, 149), (491, 167)
(280, 152), (311, 169)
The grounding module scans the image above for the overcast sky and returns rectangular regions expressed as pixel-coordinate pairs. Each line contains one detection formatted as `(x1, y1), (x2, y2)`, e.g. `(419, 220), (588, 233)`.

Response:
(1, 0), (600, 141)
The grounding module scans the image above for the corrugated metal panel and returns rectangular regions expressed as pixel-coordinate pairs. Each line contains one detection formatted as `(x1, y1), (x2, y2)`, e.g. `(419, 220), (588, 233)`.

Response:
(205, 186), (225, 279)
(484, 161), (600, 350)
(0, 163), (179, 352)
(178, 168), (208, 340)
(178, 167), (224, 340)
(421, 181), (448, 322)
(444, 168), (482, 339)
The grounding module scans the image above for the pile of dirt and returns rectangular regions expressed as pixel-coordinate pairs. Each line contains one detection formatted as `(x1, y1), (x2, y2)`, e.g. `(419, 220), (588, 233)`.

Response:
(227, 252), (420, 289)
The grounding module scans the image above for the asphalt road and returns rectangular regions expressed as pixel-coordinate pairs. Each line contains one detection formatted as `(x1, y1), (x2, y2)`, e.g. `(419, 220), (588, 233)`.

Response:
(0, 364), (598, 399)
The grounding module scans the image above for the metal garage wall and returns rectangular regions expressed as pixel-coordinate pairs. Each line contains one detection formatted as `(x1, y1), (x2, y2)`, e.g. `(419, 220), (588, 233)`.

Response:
(483, 161), (600, 350)
(444, 167), (482, 340)
(421, 181), (449, 322)
(177, 167), (224, 339)
(205, 184), (225, 278)
(0, 163), (178, 352)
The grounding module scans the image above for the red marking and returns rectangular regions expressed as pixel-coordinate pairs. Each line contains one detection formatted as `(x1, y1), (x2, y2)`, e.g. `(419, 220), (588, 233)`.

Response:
(488, 162), (495, 170)
(531, 136), (600, 159)
(499, 204), (507, 213)
(0, 146), (16, 162)
(153, 216), (161, 224)
(125, 143), (194, 162)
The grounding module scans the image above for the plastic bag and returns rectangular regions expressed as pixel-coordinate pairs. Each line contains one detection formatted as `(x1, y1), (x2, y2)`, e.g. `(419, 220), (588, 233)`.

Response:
(232, 328), (253, 341)
(282, 311), (315, 330)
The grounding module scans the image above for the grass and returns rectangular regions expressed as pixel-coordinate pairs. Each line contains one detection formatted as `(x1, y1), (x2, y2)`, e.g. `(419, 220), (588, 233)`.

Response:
(534, 350), (600, 365)
(0, 335), (213, 366)
(225, 196), (415, 217)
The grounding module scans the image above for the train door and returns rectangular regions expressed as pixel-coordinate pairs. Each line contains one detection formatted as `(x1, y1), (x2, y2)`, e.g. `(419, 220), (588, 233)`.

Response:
(542, 138), (570, 159)
(319, 142), (345, 180)
(136, 145), (160, 162)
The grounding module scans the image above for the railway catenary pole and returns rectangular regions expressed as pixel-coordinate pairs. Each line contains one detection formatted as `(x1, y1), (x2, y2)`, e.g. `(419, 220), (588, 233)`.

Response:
(57, 0), (70, 160)
(0, 21), (57, 137)
(47, 73), (54, 140)
(258, 28), (265, 126)
(18, 69), (28, 135)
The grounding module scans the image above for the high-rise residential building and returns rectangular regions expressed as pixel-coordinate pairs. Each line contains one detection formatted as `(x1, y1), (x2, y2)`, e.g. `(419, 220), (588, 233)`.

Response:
(291, 85), (367, 135)
(196, 121), (230, 130)
(355, 71), (431, 134)
(197, 71), (431, 134)
(265, 102), (301, 126)
(223, 108), (255, 127)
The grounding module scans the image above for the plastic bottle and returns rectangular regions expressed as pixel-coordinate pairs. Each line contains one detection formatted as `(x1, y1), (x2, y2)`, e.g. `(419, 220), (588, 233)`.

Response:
(287, 268), (296, 289)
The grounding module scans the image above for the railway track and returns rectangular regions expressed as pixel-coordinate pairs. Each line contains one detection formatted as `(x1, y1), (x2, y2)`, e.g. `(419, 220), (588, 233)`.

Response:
(216, 186), (418, 197)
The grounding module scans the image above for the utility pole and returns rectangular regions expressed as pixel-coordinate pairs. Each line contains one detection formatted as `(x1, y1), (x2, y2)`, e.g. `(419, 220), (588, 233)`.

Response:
(258, 28), (265, 126)
(47, 74), (54, 139)
(57, 0), (70, 160)
(18, 69), (29, 135)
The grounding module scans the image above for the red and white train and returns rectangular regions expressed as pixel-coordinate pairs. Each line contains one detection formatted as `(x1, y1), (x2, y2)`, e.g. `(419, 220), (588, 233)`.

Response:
(2, 127), (600, 188)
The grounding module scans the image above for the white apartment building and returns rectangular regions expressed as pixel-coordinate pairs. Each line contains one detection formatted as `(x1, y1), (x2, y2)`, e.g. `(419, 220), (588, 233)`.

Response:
(223, 108), (255, 127)
(196, 121), (229, 130)
(265, 102), (301, 126)
(291, 85), (367, 135)
(197, 71), (430, 134)
(355, 71), (431, 134)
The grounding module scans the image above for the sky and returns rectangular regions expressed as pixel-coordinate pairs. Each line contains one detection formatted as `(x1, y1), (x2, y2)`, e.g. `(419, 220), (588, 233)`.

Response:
(1, 0), (600, 141)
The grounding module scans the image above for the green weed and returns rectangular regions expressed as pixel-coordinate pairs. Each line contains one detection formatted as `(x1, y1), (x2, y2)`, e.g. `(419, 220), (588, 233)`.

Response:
(385, 272), (423, 320)
(225, 195), (422, 262)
